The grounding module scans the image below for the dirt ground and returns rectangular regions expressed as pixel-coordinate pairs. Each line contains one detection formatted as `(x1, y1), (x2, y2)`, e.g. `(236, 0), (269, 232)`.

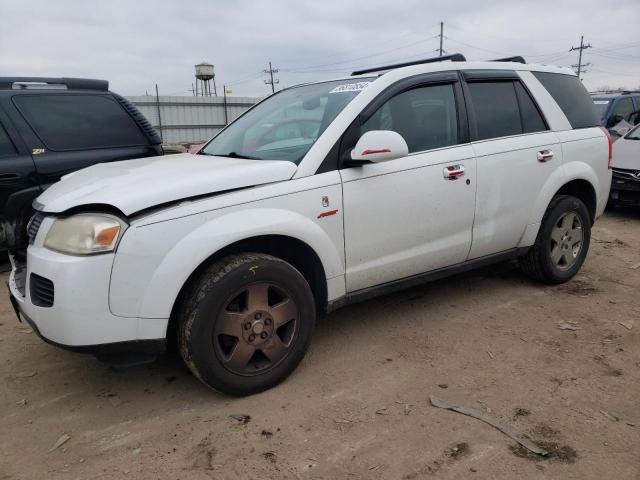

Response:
(1, 210), (639, 480)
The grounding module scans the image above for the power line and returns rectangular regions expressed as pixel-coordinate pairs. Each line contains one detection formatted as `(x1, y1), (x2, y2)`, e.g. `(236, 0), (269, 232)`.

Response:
(281, 35), (439, 73)
(569, 35), (592, 79)
(264, 61), (279, 94)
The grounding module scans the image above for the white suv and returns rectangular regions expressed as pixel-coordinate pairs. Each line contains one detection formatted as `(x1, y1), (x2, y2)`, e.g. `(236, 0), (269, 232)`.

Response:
(9, 54), (612, 395)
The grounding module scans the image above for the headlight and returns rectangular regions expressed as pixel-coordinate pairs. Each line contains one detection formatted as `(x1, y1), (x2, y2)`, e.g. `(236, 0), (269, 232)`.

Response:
(44, 213), (127, 255)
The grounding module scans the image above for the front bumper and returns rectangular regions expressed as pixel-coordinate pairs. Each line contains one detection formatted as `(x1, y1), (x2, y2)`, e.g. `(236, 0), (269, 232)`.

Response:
(8, 293), (164, 358)
(7, 216), (167, 356)
(610, 169), (640, 206)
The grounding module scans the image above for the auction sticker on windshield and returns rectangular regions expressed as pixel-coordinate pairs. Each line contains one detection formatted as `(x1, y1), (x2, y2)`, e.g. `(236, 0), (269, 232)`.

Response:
(330, 82), (371, 94)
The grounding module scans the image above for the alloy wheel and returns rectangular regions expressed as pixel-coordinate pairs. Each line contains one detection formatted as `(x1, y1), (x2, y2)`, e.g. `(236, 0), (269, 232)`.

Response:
(213, 282), (298, 376)
(550, 212), (584, 271)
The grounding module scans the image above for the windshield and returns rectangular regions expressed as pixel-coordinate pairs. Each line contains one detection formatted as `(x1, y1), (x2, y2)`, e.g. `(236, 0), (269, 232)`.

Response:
(201, 79), (373, 163)
(592, 98), (611, 119)
(625, 123), (640, 140)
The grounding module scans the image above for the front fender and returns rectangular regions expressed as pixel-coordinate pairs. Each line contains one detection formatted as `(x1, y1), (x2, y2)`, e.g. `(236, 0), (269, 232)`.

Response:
(109, 204), (345, 320)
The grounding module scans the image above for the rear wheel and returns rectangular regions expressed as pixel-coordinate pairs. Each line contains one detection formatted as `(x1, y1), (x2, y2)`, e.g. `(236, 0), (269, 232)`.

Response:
(178, 253), (315, 395)
(519, 195), (591, 284)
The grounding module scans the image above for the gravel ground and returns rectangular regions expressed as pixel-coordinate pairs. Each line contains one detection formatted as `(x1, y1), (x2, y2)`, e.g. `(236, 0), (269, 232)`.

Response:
(1, 210), (639, 480)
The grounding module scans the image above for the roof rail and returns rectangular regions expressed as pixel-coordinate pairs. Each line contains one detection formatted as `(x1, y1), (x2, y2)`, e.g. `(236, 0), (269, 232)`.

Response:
(489, 56), (526, 64)
(0, 77), (108, 91)
(589, 89), (640, 95)
(351, 53), (466, 76)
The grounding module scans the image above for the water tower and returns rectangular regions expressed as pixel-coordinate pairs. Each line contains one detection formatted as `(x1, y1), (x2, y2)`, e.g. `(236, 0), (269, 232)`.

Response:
(195, 62), (217, 96)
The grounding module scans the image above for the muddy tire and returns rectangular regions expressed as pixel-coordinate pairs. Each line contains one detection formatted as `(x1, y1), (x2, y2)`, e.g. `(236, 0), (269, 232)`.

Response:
(519, 195), (591, 284)
(178, 253), (315, 396)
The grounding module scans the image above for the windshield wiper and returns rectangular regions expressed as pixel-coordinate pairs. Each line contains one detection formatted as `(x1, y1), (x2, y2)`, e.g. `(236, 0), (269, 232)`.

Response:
(198, 151), (261, 159)
(219, 151), (261, 160)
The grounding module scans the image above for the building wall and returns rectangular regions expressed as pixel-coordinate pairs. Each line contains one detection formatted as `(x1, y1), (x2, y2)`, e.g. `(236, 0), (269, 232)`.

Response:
(126, 95), (262, 144)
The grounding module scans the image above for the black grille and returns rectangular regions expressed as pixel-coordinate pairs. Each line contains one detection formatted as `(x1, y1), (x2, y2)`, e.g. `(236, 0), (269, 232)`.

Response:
(27, 212), (45, 244)
(30, 273), (54, 307)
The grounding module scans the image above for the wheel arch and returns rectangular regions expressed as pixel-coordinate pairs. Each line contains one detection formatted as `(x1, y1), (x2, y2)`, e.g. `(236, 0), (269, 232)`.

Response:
(554, 179), (597, 223)
(165, 234), (329, 348)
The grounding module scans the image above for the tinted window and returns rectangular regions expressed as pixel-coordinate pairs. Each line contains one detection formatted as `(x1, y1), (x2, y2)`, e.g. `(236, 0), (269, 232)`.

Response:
(533, 72), (599, 129)
(362, 84), (459, 153)
(13, 94), (147, 151)
(468, 82), (521, 140)
(0, 123), (16, 157)
(612, 98), (634, 120)
(515, 82), (547, 133)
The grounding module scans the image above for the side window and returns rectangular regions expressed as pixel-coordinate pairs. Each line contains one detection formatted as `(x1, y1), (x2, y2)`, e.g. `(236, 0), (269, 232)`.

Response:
(361, 84), (459, 153)
(514, 82), (547, 133)
(612, 98), (634, 121)
(532, 72), (599, 129)
(467, 82), (521, 140)
(0, 123), (17, 158)
(13, 94), (147, 151)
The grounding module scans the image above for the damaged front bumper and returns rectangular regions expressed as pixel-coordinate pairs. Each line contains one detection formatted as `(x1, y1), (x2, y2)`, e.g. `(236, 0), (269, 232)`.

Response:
(7, 218), (167, 365)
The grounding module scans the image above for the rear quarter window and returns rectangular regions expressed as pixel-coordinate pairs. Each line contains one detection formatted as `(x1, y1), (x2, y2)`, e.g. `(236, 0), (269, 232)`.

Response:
(13, 94), (148, 151)
(533, 72), (599, 129)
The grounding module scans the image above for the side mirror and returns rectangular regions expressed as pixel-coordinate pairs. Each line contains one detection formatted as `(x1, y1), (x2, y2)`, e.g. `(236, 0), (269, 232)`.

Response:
(349, 130), (409, 164)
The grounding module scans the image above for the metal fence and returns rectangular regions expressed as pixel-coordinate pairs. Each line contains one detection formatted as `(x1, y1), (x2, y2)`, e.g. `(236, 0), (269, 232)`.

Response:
(126, 95), (262, 144)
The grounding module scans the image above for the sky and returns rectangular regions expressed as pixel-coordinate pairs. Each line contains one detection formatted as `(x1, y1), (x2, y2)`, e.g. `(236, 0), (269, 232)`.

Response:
(1, 0), (639, 97)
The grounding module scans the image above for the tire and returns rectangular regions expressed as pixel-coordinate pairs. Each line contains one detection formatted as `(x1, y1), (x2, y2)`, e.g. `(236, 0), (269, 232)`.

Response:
(519, 195), (591, 284)
(178, 253), (315, 396)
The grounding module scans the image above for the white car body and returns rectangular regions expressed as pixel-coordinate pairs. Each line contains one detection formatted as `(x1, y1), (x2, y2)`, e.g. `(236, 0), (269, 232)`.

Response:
(9, 59), (611, 360)
(609, 124), (640, 206)
(612, 126), (640, 171)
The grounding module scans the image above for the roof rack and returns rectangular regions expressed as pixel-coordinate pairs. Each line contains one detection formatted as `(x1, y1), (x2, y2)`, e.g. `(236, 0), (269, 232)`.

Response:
(351, 53), (467, 76)
(489, 56), (526, 64)
(0, 77), (108, 91)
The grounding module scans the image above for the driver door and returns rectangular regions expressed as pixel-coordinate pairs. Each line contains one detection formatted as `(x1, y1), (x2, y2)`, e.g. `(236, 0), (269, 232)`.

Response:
(340, 76), (477, 292)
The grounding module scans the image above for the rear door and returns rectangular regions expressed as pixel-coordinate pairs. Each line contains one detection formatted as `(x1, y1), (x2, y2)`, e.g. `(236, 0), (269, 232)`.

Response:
(340, 73), (477, 292)
(462, 70), (563, 259)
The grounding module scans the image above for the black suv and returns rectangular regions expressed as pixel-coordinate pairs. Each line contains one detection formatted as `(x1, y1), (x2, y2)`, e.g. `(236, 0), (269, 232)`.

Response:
(0, 77), (162, 253)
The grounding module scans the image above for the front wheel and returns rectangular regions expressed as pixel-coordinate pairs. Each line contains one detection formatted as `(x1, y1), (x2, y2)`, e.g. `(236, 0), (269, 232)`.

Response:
(178, 253), (315, 396)
(519, 195), (591, 284)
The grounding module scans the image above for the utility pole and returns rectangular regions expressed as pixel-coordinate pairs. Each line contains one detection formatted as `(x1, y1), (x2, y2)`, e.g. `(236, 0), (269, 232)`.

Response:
(569, 35), (592, 80)
(439, 21), (444, 56)
(155, 84), (163, 142)
(223, 84), (229, 125)
(264, 61), (279, 94)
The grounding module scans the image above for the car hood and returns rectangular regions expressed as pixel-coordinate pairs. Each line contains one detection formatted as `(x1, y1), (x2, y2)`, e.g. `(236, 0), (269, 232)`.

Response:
(613, 137), (640, 171)
(36, 153), (298, 215)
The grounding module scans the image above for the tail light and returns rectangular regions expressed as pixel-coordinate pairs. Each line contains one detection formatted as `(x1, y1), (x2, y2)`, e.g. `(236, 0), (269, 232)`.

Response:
(600, 127), (613, 169)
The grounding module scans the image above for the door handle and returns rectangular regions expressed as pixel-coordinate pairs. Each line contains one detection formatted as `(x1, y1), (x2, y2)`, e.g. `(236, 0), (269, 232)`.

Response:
(443, 164), (465, 180)
(0, 173), (22, 183)
(537, 149), (554, 162)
